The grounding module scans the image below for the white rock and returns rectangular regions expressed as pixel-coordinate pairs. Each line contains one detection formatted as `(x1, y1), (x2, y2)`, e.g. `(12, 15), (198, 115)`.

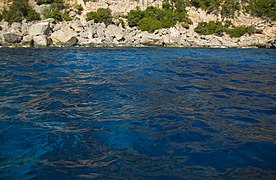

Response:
(29, 22), (50, 36)
(1, 33), (22, 43)
(50, 28), (78, 46)
(70, 21), (83, 33)
(215, 37), (238, 48)
(33, 35), (50, 47)
(105, 25), (124, 41)
(169, 27), (180, 43)
(140, 31), (162, 40)
(97, 29), (105, 38)
(8, 23), (22, 34)
(22, 35), (33, 43)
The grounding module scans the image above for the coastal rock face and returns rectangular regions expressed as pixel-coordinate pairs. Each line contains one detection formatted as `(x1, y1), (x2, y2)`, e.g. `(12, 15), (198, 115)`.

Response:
(105, 25), (124, 41)
(80, 0), (163, 15)
(33, 35), (50, 47)
(1, 33), (22, 43)
(0, 1), (275, 48)
(69, 21), (84, 33)
(22, 35), (33, 46)
(51, 28), (78, 46)
(169, 27), (180, 44)
(140, 31), (162, 45)
(29, 22), (50, 36)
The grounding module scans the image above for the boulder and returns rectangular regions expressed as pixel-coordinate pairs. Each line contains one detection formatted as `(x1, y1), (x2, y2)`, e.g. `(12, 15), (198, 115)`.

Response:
(208, 37), (222, 47)
(97, 29), (105, 38)
(51, 29), (78, 46)
(53, 22), (65, 31)
(0, 21), (9, 32)
(239, 37), (259, 47)
(33, 35), (50, 47)
(69, 21), (83, 33)
(139, 32), (162, 45)
(21, 22), (29, 36)
(140, 32), (162, 40)
(215, 37), (238, 48)
(169, 27), (180, 43)
(8, 23), (22, 34)
(267, 39), (276, 48)
(29, 22), (50, 36)
(105, 25), (124, 41)
(104, 32), (113, 43)
(85, 38), (103, 45)
(2, 33), (22, 43)
(22, 35), (33, 46)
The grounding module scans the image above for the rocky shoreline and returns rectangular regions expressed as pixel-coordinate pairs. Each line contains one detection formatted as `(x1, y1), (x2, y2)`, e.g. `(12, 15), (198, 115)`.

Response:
(0, 19), (275, 48)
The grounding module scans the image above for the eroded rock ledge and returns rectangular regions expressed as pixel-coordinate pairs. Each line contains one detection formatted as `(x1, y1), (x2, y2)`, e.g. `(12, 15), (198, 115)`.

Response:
(0, 19), (275, 48)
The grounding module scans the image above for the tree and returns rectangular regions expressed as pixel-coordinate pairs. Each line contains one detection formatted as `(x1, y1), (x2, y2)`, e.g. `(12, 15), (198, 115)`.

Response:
(2, 0), (40, 24)
(86, 8), (113, 25)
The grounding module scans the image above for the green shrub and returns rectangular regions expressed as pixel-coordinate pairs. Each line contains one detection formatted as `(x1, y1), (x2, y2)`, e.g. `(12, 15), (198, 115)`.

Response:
(226, 25), (248, 37)
(161, 10), (179, 28)
(75, 4), (83, 14)
(221, 0), (240, 19)
(35, 0), (56, 5)
(136, 7), (179, 32)
(42, 8), (62, 21)
(138, 17), (163, 33)
(0, 13), (2, 21)
(195, 21), (223, 35)
(118, 18), (125, 28)
(162, 0), (172, 10)
(2, 0), (40, 24)
(86, 8), (113, 25)
(190, 0), (222, 13)
(127, 4), (191, 32)
(26, 9), (41, 21)
(226, 25), (258, 37)
(41, 1), (72, 21)
(62, 11), (72, 21)
(127, 8), (144, 27)
(246, 0), (276, 20)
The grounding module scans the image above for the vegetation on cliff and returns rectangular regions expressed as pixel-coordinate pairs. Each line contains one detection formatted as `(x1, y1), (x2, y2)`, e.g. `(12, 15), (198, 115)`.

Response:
(0, 0), (274, 38)
(1, 0), (40, 24)
(195, 20), (259, 37)
(246, 0), (276, 20)
(41, 0), (72, 21)
(189, 0), (275, 20)
(86, 8), (113, 25)
(126, 0), (192, 33)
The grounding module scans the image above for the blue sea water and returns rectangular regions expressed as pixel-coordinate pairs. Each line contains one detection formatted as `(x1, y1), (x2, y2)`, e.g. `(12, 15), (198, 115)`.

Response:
(0, 47), (275, 179)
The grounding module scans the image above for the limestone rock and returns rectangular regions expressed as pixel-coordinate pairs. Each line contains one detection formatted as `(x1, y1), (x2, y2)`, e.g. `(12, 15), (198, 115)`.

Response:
(70, 21), (84, 33)
(105, 25), (124, 41)
(239, 37), (260, 47)
(53, 22), (65, 32)
(215, 37), (238, 48)
(208, 37), (222, 47)
(8, 23), (22, 35)
(169, 27), (180, 43)
(51, 28), (78, 46)
(29, 22), (50, 36)
(22, 35), (33, 46)
(140, 32), (162, 40)
(139, 32), (162, 45)
(33, 35), (50, 47)
(0, 21), (9, 31)
(88, 38), (103, 45)
(96, 29), (105, 38)
(2, 33), (22, 43)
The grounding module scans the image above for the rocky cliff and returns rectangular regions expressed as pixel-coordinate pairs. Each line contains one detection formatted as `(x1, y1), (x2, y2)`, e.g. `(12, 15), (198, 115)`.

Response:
(0, 0), (275, 48)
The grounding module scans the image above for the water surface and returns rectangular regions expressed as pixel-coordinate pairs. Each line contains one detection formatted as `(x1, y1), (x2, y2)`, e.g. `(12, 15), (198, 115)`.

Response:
(0, 47), (275, 179)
